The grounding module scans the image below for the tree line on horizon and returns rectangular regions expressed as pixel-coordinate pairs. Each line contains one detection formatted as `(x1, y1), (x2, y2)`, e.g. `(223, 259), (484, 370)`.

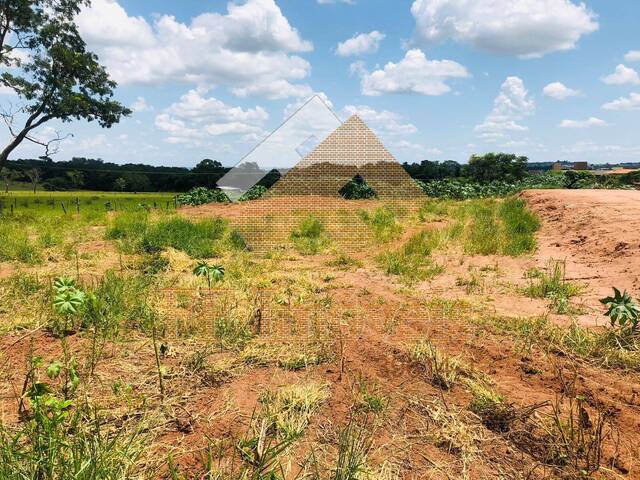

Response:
(1, 153), (638, 194)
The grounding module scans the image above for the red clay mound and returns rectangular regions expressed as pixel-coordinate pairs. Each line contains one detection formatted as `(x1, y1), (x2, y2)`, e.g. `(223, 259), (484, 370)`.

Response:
(522, 189), (640, 303)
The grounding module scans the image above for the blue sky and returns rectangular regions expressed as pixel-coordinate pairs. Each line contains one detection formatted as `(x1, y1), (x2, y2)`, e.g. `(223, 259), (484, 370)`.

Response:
(4, 0), (640, 167)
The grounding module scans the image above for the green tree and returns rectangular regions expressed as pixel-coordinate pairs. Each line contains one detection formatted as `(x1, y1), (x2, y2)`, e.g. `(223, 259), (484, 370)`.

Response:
(25, 167), (41, 193)
(66, 169), (84, 189)
(0, 0), (131, 170)
(113, 177), (126, 192)
(466, 153), (528, 183)
(0, 167), (19, 192)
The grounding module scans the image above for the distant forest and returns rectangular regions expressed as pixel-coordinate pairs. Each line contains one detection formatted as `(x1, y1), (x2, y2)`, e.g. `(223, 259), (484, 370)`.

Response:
(1, 155), (638, 193)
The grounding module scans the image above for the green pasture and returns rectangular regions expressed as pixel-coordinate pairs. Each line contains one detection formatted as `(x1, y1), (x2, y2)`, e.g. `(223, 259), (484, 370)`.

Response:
(0, 190), (177, 216)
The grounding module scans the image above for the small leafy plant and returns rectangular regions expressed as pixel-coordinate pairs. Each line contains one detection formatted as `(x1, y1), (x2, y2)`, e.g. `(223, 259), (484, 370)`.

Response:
(52, 277), (86, 334)
(193, 261), (225, 289)
(600, 288), (639, 334)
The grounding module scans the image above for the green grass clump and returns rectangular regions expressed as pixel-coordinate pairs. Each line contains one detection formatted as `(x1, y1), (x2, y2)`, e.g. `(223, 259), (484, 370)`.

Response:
(377, 230), (443, 284)
(0, 221), (42, 264)
(290, 215), (330, 255)
(475, 315), (640, 371)
(499, 198), (540, 256)
(359, 206), (403, 242)
(524, 261), (582, 313)
(141, 217), (226, 258)
(446, 197), (539, 257)
(107, 212), (229, 258)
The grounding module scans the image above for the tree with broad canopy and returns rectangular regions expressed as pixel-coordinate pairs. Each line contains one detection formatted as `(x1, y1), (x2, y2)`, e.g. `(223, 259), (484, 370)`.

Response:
(0, 0), (130, 170)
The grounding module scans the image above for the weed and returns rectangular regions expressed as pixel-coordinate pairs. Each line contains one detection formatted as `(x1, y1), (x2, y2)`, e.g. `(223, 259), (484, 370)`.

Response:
(359, 206), (403, 242)
(326, 253), (362, 270)
(467, 381), (516, 432)
(600, 287), (639, 334)
(410, 339), (464, 389)
(377, 231), (444, 284)
(353, 381), (387, 414)
(499, 198), (540, 256)
(141, 217), (227, 258)
(476, 315), (640, 371)
(259, 382), (329, 439)
(455, 269), (484, 294)
(0, 356), (143, 479)
(290, 215), (330, 255)
(525, 261), (582, 313)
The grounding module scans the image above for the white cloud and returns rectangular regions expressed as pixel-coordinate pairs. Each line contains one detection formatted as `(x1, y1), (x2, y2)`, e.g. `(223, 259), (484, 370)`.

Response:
(411, 0), (598, 58)
(601, 64), (640, 85)
(77, 0), (313, 98)
(624, 50), (640, 62)
(475, 76), (535, 141)
(155, 89), (268, 145)
(342, 105), (418, 136)
(284, 92), (334, 119)
(357, 49), (470, 96)
(543, 82), (580, 100)
(561, 141), (640, 158)
(336, 31), (385, 57)
(602, 92), (640, 111)
(131, 96), (153, 112)
(559, 117), (608, 128)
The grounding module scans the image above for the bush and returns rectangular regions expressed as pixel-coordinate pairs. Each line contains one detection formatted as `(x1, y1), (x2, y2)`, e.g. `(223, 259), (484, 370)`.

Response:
(238, 185), (268, 202)
(176, 187), (229, 206)
(339, 176), (377, 200)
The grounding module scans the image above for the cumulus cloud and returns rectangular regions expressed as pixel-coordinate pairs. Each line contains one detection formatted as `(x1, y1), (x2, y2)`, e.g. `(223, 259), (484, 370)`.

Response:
(559, 117), (608, 128)
(336, 31), (385, 57)
(283, 92), (334, 119)
(543, 82), (581, 100)
(475, 76), (535, 141)
(602, 92), (640, 111)
(601, 64), (640, 85)
(342, 105), (418, 136)
(357, 49), (470, 96)
(411, 0), (598, 58)
(624, 50), (640, 62)
(131, 97), (153, 112)
(154, 89), (268, 145)
(77, 0), (313, 98)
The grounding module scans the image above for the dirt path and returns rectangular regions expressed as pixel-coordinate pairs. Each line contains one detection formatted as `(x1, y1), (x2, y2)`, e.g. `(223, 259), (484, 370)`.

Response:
(522, 189), (640, 325)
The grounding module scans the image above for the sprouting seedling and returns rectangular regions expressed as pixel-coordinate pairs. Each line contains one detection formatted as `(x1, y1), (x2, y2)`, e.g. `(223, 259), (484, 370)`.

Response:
(52, 277), (86, 328)
(193, 261), (225, 289)
(600, 287), (639, 334)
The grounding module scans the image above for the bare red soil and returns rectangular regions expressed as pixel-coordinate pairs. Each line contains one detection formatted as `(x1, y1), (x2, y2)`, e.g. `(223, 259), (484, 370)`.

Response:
(523, 189), (640, 325)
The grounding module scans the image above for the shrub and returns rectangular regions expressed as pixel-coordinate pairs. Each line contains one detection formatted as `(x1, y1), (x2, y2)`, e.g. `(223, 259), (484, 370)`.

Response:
(238, 185), (268, 202)
(600, 288), (639, 335)
(176, 187), (229, 206)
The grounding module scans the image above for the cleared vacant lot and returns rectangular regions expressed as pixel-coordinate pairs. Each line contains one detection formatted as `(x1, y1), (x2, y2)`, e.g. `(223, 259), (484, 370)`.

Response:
(0, 190), (639, 479)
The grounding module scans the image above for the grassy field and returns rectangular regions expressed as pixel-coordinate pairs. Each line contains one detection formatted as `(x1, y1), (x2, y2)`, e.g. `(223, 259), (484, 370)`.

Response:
(0, 192), (638, 479)
(0, 190), (177, 215)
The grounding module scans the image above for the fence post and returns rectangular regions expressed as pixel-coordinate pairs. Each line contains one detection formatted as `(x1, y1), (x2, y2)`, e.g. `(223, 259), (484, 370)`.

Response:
(76, 197), (80, 213)
(61, 202), (67, 215)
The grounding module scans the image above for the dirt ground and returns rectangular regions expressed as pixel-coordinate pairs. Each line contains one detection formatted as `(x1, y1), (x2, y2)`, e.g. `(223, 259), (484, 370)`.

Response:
(1, 189), (640, 479)
(523, 189), (640, 325)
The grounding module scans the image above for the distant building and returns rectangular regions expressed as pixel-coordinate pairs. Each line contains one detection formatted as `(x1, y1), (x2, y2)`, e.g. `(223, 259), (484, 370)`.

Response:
(552, 161), (562, 171)
(573, 162), (589, 171)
